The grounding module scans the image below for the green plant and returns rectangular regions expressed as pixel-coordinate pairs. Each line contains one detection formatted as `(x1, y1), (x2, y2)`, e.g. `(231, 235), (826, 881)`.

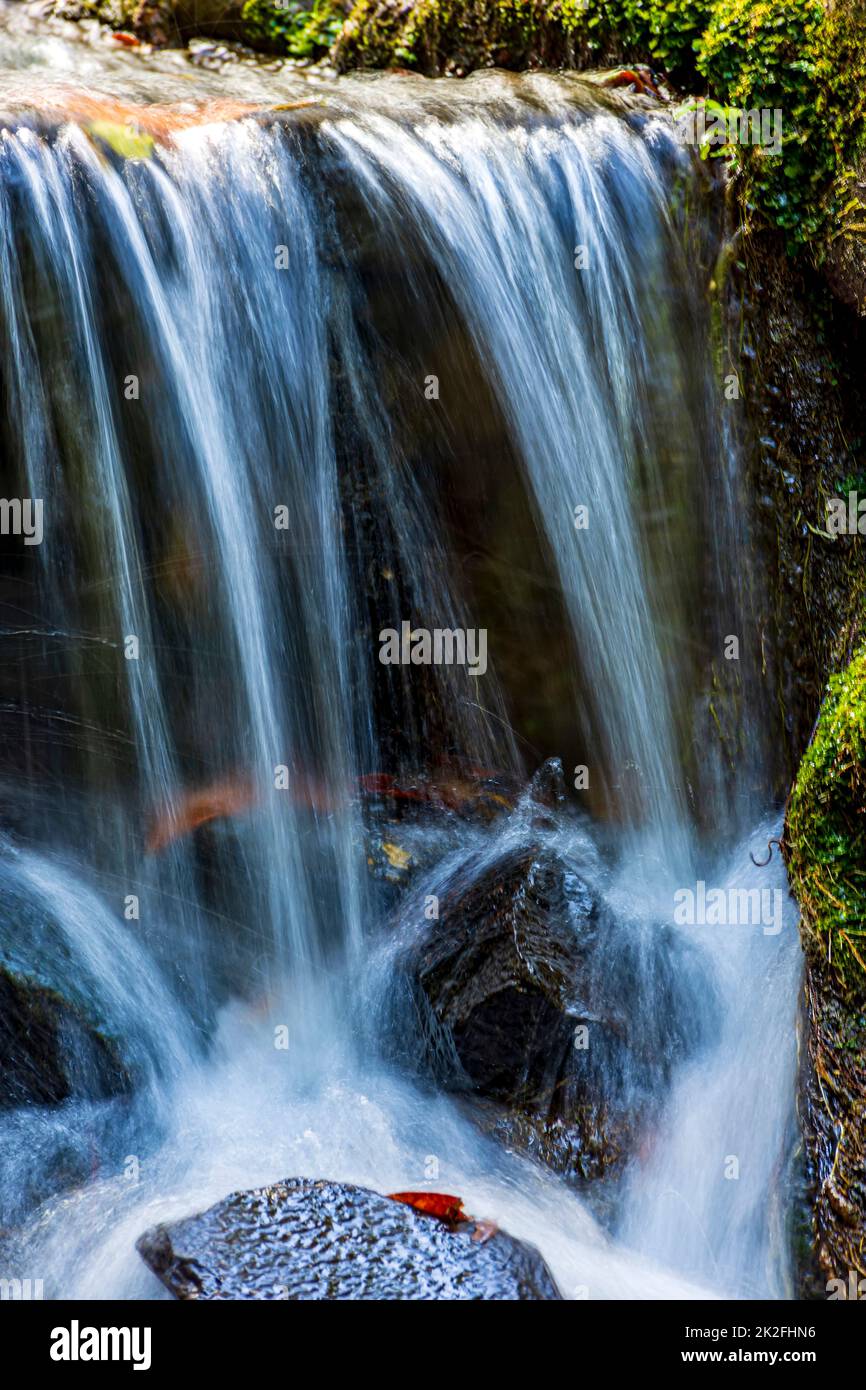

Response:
(787, 642), (866, 1000)
(697, 0), (866, 250)
(241, 0), (344, 59)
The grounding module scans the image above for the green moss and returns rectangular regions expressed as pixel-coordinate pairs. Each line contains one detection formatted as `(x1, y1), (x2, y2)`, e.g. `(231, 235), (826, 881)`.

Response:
(786, 641), (866, 1000)
(336, 0), (589, 75)
(240, 0), (344, 57)
(698, 1), (866, 252)
(334, 0), (702, 79)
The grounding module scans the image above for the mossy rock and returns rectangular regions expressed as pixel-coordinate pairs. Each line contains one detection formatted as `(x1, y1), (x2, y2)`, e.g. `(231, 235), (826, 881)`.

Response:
(786, 643), (866, 1000)
(334, 0), (601, 77)
(785, 645), (866, 1287)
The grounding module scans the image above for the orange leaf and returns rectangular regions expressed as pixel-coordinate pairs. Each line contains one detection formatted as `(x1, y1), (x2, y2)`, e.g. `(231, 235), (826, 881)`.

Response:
(601, 68), (662, 99)
(387, 1191), (467, 1225)
(147, 775), (257, 853)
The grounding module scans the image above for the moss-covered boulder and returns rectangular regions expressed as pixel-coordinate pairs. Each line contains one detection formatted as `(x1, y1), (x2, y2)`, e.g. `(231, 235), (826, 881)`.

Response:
(787, 646), (866, 996)
(698, 0), (866, 254)
(785, 641), (866, 1291)
(333, 0), (605, 77)
(332, 0), (721, 81)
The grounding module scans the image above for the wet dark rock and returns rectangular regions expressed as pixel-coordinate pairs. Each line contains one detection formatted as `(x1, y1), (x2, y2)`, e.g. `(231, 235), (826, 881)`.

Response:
(0, 878), (131, 1109)
(400, 837), (715, 1186)
(0, 967), (129, 1108)
(731, 225), (866, 796)
(526, 757), (567, 810)
(524, 756), (567, 831)
(136, 1177), (561, 1300)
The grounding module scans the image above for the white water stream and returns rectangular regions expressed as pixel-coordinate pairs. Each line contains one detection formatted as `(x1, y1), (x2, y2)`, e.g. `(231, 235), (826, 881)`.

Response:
(0, 2), (801, 1300)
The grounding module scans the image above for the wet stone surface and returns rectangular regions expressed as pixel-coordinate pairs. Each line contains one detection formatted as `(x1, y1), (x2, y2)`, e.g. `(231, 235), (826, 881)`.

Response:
(137, 1176), (562, 1300)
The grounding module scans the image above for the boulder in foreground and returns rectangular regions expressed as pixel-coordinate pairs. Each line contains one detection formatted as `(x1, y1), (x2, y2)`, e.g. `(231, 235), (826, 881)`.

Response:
(137, 1176), (561, 1300)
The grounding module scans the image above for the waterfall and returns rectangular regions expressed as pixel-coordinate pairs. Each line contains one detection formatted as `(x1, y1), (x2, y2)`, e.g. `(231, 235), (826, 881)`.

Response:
(332, 111), (694, 860)
(0, 48), (799, 1300)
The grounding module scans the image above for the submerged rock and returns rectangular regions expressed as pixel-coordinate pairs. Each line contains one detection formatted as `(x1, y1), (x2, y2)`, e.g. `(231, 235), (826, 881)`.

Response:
(0, 875), (131, 1109)
(398, 783), (715, 1185)
(0, 967), (129, 1108)
(136, 1177), (561, 1300)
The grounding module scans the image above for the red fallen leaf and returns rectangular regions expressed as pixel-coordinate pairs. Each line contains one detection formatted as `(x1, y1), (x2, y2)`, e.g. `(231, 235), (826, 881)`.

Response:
(112, 32), (142, 47)
(146, 774), (257, 853)
(148, 762), (513, 855)
(388, 1192), (468, 1226)
(147, 768), (354, 853)
(601, 67), (662, 100)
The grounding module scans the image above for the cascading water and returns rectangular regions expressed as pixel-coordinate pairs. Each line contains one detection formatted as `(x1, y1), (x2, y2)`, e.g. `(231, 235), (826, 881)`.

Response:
(0, 5), (801, 1300)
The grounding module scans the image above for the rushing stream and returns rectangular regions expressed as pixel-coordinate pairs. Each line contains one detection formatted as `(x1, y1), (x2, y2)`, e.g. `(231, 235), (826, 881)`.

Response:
(0, 3), (801, 1299)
